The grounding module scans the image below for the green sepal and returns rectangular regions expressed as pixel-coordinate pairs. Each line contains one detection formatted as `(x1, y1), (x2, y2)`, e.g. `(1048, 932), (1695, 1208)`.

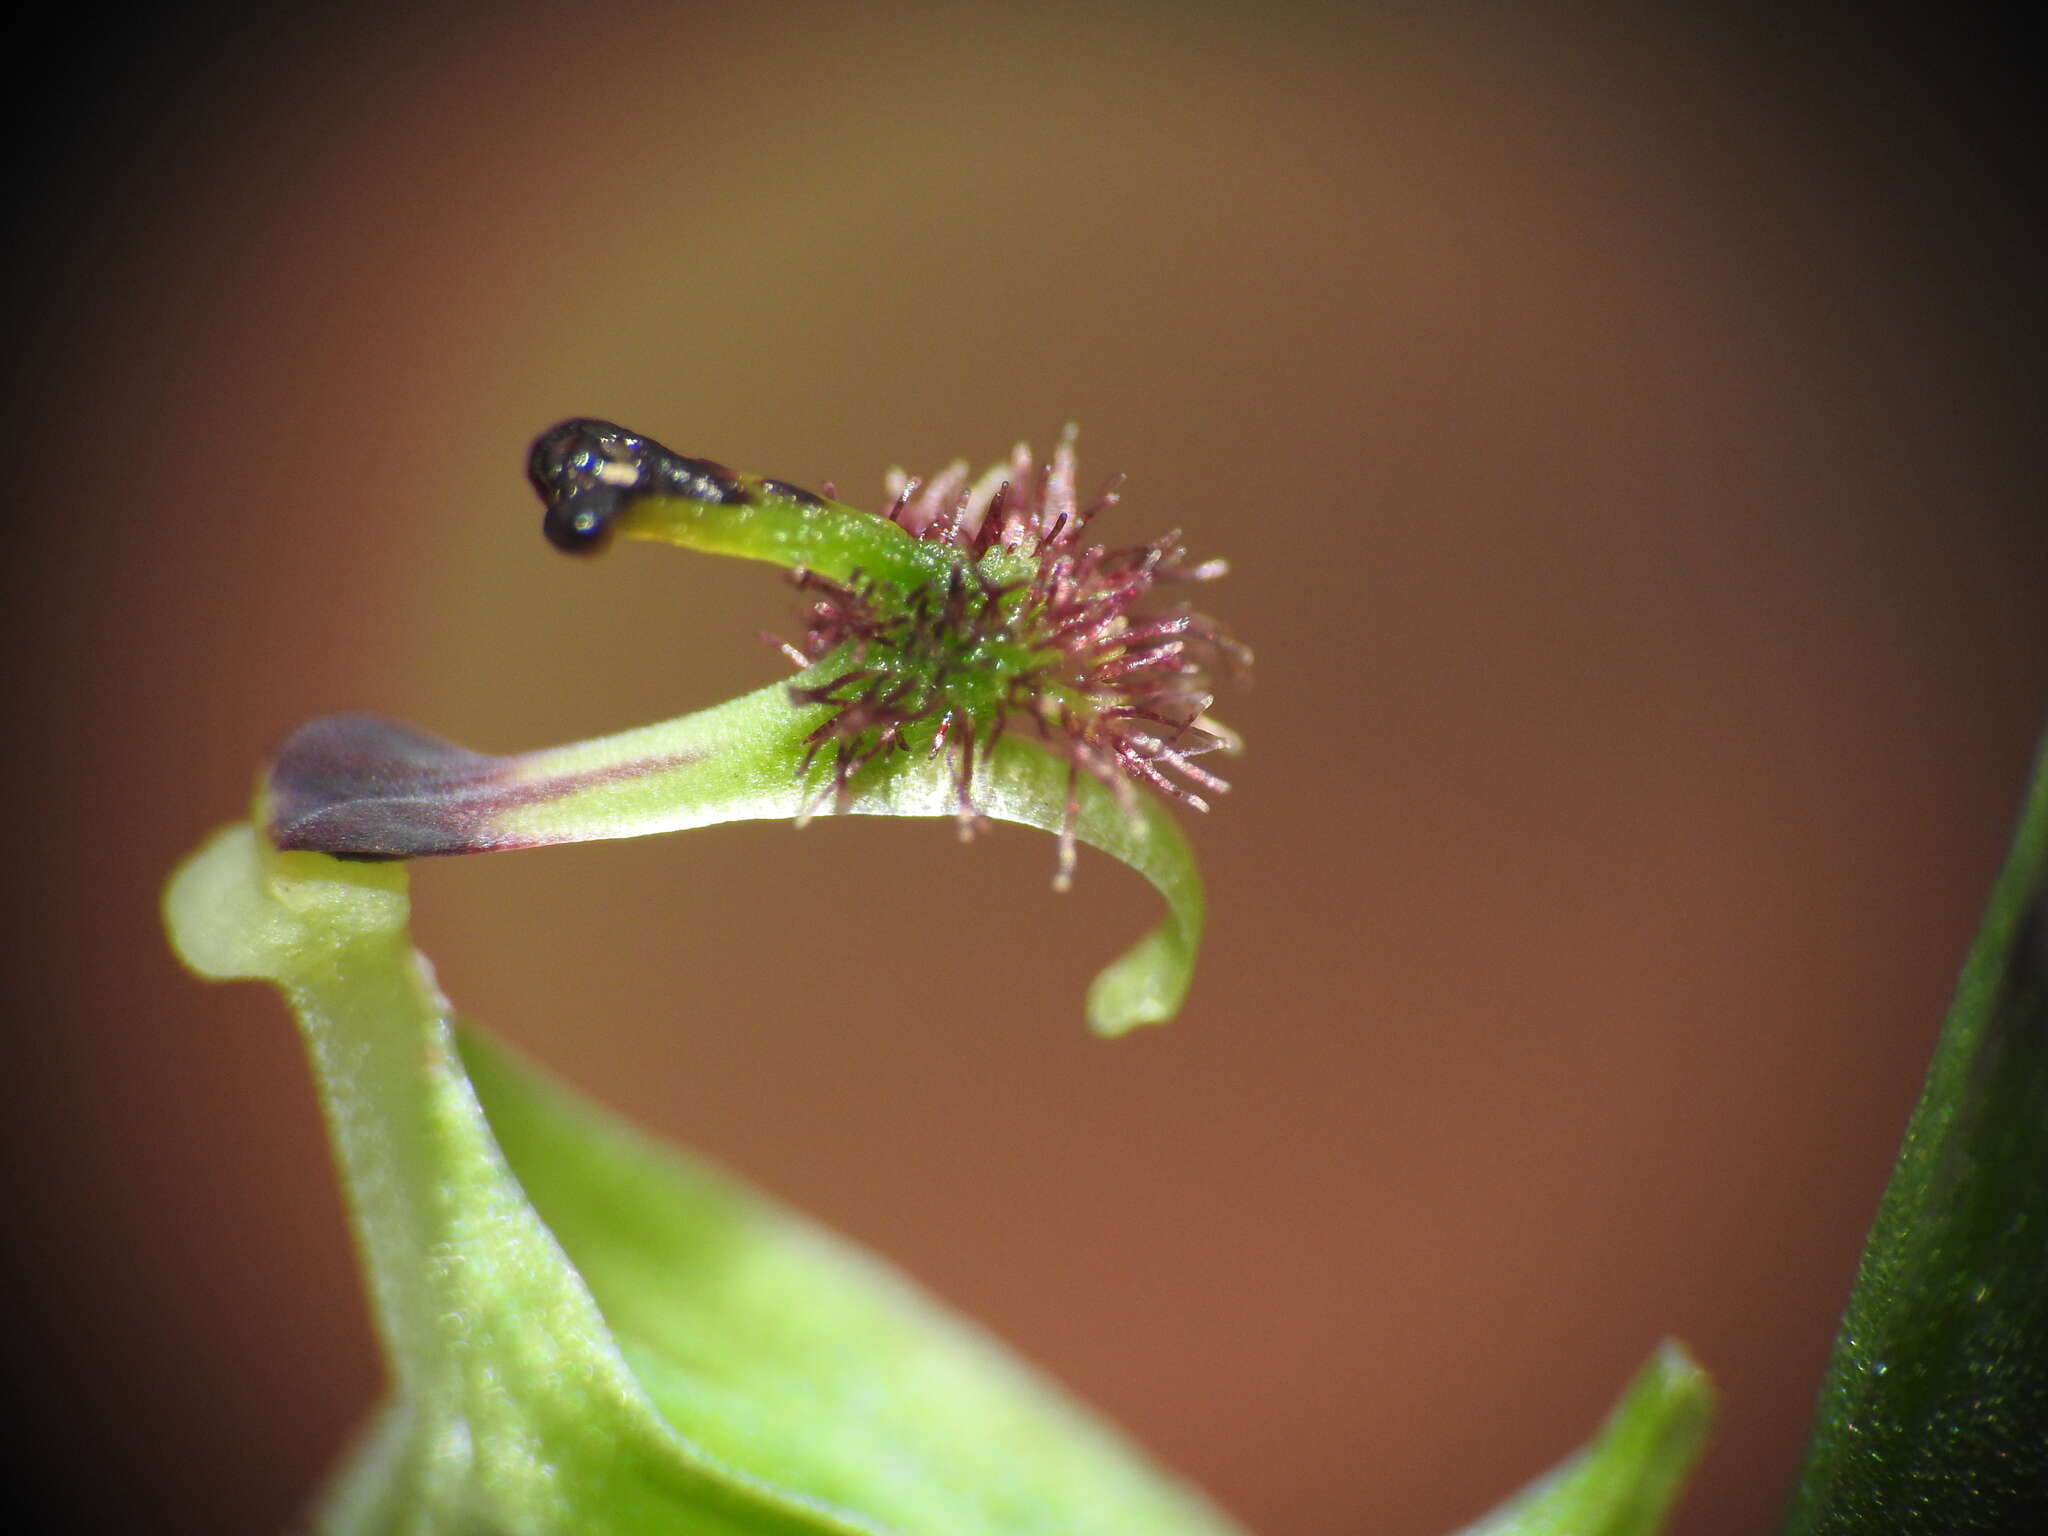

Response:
(163, 825), (1241, 1535)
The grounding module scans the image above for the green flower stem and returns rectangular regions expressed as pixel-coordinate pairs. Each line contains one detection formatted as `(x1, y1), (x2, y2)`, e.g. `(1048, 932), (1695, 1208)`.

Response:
(1782, 734), (2048, 1532)
(165, 827), (845, 1534)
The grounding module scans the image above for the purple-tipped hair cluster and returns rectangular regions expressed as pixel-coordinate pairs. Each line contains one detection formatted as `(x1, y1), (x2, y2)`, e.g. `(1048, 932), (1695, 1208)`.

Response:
(779, 430), (1244, 876)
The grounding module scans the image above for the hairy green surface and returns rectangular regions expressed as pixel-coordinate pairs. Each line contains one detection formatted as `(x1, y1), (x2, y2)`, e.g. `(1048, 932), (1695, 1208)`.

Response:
(1782, 736), (2048, 1532)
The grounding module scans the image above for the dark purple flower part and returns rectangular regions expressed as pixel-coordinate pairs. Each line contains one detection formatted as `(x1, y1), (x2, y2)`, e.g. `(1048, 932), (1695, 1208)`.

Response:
(776, 429), (1246, 885)
(266, 713), (706, 859)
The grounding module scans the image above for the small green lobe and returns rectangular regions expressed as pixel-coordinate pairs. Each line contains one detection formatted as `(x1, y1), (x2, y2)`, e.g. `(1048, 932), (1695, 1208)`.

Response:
(165, 825), (407, 982)
(1453, 1342), (1714, 1536)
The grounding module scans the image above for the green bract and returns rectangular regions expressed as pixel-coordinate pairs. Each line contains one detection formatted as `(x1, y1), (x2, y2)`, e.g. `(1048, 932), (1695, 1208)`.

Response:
(165, 826), (1243, 1534)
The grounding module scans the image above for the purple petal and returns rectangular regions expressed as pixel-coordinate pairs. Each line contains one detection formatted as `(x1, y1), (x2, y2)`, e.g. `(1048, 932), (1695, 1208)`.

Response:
(269, 714), (541, 859)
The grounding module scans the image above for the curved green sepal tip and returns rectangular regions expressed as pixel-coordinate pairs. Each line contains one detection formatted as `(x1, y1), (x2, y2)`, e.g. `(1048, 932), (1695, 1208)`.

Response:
(795, 721), (1203, 1035)
(1451, 1342), (1714, 1536)
(1782, 732), (2048, 1534)
(163, 824), (1240, 1535)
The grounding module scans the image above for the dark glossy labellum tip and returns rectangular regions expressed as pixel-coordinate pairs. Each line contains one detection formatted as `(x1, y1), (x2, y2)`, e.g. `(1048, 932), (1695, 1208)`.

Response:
(543, 485), (622, 554)
(528, 418), (629, 497)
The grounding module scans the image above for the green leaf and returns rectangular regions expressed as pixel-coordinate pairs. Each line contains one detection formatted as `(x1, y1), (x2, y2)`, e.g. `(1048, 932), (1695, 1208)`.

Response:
(1782, 736), (2048, 1533)
(1450, 1343), (1713, 1536)
(164, 824), (1241, 1535)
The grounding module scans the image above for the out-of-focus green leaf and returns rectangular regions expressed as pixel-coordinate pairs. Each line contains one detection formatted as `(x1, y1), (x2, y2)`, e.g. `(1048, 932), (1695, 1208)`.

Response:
(163, 824), (1241, 1535)
(1449, 1343), (1713, 1536)
(1782, 737), (2048, 1533)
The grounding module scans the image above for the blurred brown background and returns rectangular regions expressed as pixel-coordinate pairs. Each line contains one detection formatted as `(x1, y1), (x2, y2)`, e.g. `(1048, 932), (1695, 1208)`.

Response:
(7, 3), (2045, 1532)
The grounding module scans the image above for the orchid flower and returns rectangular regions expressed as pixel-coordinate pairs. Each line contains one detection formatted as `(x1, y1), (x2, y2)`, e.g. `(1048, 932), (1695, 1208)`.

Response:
(164, 422), (1726, 1534)
(268, 420), (1248, 1035)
